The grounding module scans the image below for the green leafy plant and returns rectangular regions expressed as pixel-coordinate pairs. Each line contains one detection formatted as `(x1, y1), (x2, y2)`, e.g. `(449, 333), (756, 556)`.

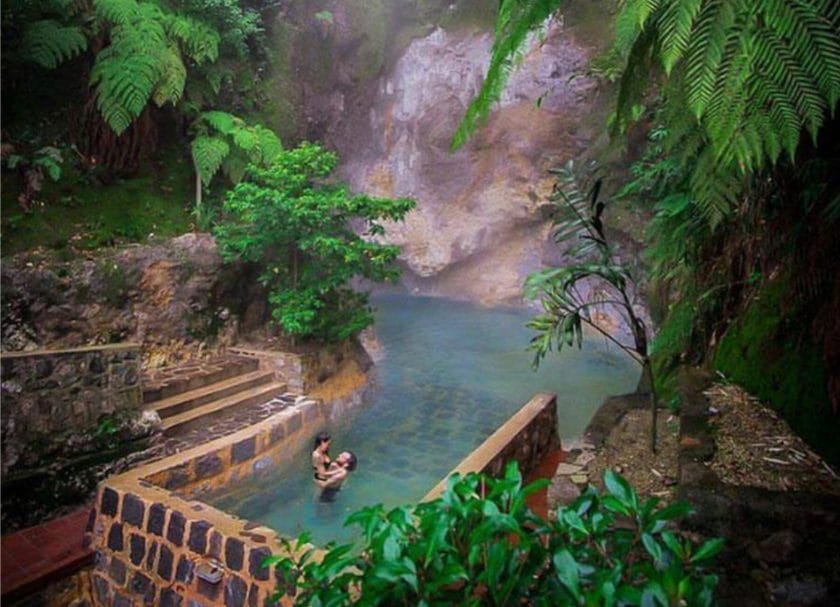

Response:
(266, 462), (721, 605)
(2, 145), (64, 211)
(5, 0), (262, 171)
(456, 0), (840, 225)
(526, 161), (661, 452)
(190, 110), (282, 203)
(214, 142), (415, 342)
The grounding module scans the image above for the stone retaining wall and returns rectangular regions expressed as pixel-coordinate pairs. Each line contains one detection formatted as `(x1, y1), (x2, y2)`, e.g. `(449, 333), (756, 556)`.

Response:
(86, 396), (332, 607)
(1, 343), (142, 474)
(89, 392), (558, 606)
(228, 341), (368, 393)
(423, 393), (560, 501)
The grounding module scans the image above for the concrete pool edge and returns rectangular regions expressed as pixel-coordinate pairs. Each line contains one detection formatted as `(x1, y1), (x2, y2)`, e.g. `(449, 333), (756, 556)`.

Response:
(86, 392), (560, 606)
(422, 392), (560, 501)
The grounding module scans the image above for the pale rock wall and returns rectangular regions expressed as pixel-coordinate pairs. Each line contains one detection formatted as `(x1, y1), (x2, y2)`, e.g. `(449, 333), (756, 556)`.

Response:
(339, 21), (605, 304)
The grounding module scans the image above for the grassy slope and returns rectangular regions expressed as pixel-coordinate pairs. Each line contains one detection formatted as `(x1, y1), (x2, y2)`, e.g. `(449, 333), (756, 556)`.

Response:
(1, 144), (194, 257)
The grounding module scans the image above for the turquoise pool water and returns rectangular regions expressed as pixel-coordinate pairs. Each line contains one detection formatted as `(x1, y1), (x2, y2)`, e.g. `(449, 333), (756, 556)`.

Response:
(209, 295), (639, 545)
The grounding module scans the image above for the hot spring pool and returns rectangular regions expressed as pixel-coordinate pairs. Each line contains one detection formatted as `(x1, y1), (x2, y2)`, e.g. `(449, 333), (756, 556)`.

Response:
(209, 294), (639, 545)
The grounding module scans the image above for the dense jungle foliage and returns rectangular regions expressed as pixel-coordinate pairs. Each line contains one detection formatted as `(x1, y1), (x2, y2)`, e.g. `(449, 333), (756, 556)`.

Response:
(461, 0), (840, 464)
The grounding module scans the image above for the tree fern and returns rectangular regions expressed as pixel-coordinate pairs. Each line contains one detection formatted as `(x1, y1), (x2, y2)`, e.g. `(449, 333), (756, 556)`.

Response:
(190, 111), (282, 195)
(192, 135), (229, 184)
(615, 0), (839, 223)
(20, 20), (87, 69)
(87, 0), (226, 134)
(461, 0), (839, 224)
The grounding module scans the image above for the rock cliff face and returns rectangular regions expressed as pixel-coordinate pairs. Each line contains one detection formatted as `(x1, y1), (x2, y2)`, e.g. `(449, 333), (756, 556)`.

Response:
(336, 20), (606, 304)
(0, 234), (267, 356)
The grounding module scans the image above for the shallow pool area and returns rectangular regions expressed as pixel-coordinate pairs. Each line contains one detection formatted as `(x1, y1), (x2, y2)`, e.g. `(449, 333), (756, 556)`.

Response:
(208, 295), (639, 545)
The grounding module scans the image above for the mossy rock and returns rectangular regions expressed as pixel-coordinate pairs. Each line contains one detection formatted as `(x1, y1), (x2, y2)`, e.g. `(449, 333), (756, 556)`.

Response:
(713, 277), (838, 466)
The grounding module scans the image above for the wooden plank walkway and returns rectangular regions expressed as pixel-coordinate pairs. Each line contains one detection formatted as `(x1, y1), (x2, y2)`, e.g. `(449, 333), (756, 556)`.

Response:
(1, 506), (93, 601)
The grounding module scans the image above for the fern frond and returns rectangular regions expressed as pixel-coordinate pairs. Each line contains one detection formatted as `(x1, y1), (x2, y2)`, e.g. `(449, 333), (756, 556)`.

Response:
(232, 127), (259, 155)
(451, 0), (563, 151)
(254, 125), (282, 164)
(748, 66), (803, 160)
(221, 150), (249, 184)
(659, 0), (703, 73)
(91, 45), (160, 134)
(191, 136), (229, 184)
(613, 0), (662, 54)
(165, 14), (220, 64)
(152, 45), (186, 107)
(703, 26), (752, 165)
(202, 110), (238, 135)
(89, 1), (171, 133)
(762, 0), (840, 108)
(688, 147), (743, 225)
(684, 0), (735, 118)
(94, 0), (137, 26)
(20, 20), (87, 69)
(751, 27), (827, 143)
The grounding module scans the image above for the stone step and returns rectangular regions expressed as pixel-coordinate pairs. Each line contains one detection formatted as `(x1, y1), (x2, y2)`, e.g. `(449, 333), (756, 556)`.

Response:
(144, 370), (276, 419)
(161, 382), (287, 436)
(141, 356), (260, 404)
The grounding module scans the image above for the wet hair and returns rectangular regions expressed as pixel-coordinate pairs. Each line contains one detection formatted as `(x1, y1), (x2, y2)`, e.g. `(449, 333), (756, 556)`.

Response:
(313, 432), (331, 451)
(344, 451), (357, 472)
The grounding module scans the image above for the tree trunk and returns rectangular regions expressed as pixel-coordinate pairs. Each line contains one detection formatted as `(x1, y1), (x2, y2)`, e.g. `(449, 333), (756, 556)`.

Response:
(195, 172), (202, 209)
(76, 96), (158, 174)
(643, 358), (659, 454)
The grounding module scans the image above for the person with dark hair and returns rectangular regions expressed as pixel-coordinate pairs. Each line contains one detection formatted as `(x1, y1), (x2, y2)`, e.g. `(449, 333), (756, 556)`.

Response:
(311, 431), (333, 483)
(315, 449), (358, 502)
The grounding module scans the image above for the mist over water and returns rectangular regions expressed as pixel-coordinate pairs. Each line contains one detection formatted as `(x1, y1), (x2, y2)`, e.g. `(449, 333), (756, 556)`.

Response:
(210, 294), (639, 545)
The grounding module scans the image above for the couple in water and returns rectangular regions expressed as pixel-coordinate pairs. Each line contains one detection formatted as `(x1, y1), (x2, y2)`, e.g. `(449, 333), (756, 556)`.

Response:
(311, 431), (357, 501)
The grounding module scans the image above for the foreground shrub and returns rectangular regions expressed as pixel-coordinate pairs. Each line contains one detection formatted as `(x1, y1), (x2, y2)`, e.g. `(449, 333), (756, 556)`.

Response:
(266, 462), (721, 605)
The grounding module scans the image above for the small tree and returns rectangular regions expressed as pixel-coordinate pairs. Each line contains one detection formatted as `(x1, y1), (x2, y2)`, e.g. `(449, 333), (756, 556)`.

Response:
(526, 161), (660, 452)
(266, 463), (721, 605)
(214, 142), (415, 342)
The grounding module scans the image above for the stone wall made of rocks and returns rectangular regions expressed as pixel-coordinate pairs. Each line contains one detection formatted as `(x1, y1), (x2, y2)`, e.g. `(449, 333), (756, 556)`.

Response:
(86, 397), (330, 607)
(86, 482), (290, 607)
(0, 343), (142, 474)
(143, 399), (322, 499)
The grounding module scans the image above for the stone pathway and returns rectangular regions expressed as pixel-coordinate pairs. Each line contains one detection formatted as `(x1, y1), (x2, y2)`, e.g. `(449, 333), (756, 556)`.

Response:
(1, 507), (93, 602)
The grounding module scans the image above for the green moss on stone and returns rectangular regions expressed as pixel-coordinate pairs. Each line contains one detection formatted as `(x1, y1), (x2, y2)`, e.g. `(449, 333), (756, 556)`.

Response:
(713, 277), (838, 466)
(651, 295), (697, 401)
